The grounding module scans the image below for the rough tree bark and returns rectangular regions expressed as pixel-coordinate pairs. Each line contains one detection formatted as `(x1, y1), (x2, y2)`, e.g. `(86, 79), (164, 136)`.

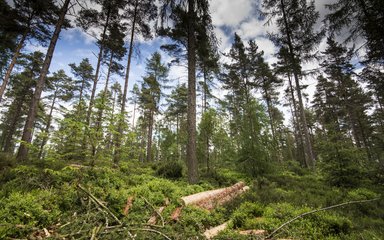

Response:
(186, 0), (198, 184)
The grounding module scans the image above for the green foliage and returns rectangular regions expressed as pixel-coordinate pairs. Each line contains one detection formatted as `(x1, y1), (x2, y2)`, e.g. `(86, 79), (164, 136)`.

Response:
(231, 202), (264, 228)
(318, 139), (366, 188)
(155, 161), (183, 179)
(0, 190), (61, 238)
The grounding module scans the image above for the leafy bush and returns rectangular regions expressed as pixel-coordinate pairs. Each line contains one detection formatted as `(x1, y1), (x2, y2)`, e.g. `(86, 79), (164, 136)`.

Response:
(155, 161), (183, 179)
(231, 201), (264, 228)
(0, 190), (61, 238)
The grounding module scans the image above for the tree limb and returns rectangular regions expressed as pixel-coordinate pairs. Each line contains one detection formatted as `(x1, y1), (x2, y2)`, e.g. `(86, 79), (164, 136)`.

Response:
(266, 198), (380, 239)
(77, 184), (122, 225)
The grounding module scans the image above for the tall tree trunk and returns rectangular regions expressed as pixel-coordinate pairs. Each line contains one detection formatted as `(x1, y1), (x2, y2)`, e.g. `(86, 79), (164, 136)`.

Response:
(0, 30), (28, 102)
(264, 86), (276, 140)
(17, 0), (71, 161)
(38, 91), (57, 160)
(114, 0), (138, 165)
(187, 0), (198, 184)
(203, 68), (210, 171)
(86, 7), (111, 126)
(92, 52), (114, 158)
(280, 0), (315, 168)
(288, 73), (306, 166)
(146, 110), (154, 162)
(2, 100), (24, 153)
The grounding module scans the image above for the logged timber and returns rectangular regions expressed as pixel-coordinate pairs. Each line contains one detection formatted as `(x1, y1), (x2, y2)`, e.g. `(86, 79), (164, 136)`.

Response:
(239, 229), (267, 236)
(203, 221), (230, 239)
(181, 182), (249, 210)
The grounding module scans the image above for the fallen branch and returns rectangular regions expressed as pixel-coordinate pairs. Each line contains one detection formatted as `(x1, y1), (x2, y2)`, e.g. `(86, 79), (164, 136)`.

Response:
(130, 228), (172, 240)
(141, 197), (165, 227)
(77, 184), (122, 225)
(266, 198), (381, 239)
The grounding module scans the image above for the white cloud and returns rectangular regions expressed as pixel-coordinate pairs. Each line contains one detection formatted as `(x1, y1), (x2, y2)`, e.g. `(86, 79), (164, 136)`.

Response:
(211, 0), (254, 27)
(237, 18), (265, 40)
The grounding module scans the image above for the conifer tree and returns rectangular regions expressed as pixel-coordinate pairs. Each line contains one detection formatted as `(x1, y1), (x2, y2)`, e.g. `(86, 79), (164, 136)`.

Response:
(37, 70), (73, 159)
(0, 0), (68, 102)
(325, 0), (384, 62)
(138, 52), (169, 162)
(17, 0), (72, 161)
(0, 51), (43, 153)
(114, 0), (157, 164)
(263, 0), (324, 168)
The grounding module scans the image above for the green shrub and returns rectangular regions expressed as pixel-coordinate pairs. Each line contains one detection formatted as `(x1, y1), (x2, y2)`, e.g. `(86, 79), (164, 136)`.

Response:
(231, 201), (264, 228)
(155, 161), (183, 179)
(0, 190), (61, 238)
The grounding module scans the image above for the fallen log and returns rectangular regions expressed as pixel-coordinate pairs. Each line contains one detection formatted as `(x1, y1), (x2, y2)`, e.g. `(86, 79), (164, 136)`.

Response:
(239, 229), (266, 236)
(123, 196), (134, 216)
(181, 182), (250, 210)
(203, 221), (230, 239)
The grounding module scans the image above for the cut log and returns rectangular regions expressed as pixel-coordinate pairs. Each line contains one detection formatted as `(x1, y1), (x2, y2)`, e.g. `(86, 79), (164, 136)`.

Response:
(147, 198), (169, 226)
(181, 182), (249, 210)
(203, 221), (230, 239)
(148, 206), (166, 225)
(123, 196), (134, 216)
(238, 229), (267, 236)
(171, 207), (183, 221)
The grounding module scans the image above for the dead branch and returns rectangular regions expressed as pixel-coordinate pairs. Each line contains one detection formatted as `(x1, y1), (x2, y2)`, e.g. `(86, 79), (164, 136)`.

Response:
(266, 198), (381, 239)
(130, 228), (172, 240)
(141, 197), (165, 227)
(77, 184), (122, 225)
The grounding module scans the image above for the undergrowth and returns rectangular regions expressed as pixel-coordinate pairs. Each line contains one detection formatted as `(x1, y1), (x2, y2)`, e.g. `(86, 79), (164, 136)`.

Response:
(0, 160), (382, 239)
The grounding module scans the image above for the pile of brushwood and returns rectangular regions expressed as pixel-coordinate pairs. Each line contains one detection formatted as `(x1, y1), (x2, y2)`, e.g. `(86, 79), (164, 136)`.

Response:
(0, 156), (383, 239)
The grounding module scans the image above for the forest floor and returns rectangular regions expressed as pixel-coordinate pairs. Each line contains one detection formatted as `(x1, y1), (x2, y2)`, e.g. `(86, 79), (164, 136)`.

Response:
(0, 156), (383, 239)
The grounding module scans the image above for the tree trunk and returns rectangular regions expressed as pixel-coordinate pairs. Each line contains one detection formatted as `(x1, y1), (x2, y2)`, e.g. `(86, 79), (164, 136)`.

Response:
(17, 0), (71, 161)
(0, 30), (28, 102)
(86, 7), (111, 126)
(186, 0), (198, 184)
(280, 0), (315, 168)
(114, 0), (138, 165)
(2, 100), (24, 153)
(38, 91), (57, 160)
(146, 110), (154, 162)
(288, 73), (306, 166)
(92, 52), (114, 157)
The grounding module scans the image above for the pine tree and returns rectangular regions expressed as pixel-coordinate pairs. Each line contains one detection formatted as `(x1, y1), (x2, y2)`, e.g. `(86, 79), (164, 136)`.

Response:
(138, 52), (168, 162)
(113, 0), (157, 165)
(325, 0), (384, 62)
(76, 0), (126, 127)
(319, 37), (373, 159)
(37, 69), (73, 159)
(17, 0), (72, 161)
(0, 51), (43, 153)
(158, 0), (214, 183)
(263, 0), (324, 168)
(0, 0), (68, 102)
